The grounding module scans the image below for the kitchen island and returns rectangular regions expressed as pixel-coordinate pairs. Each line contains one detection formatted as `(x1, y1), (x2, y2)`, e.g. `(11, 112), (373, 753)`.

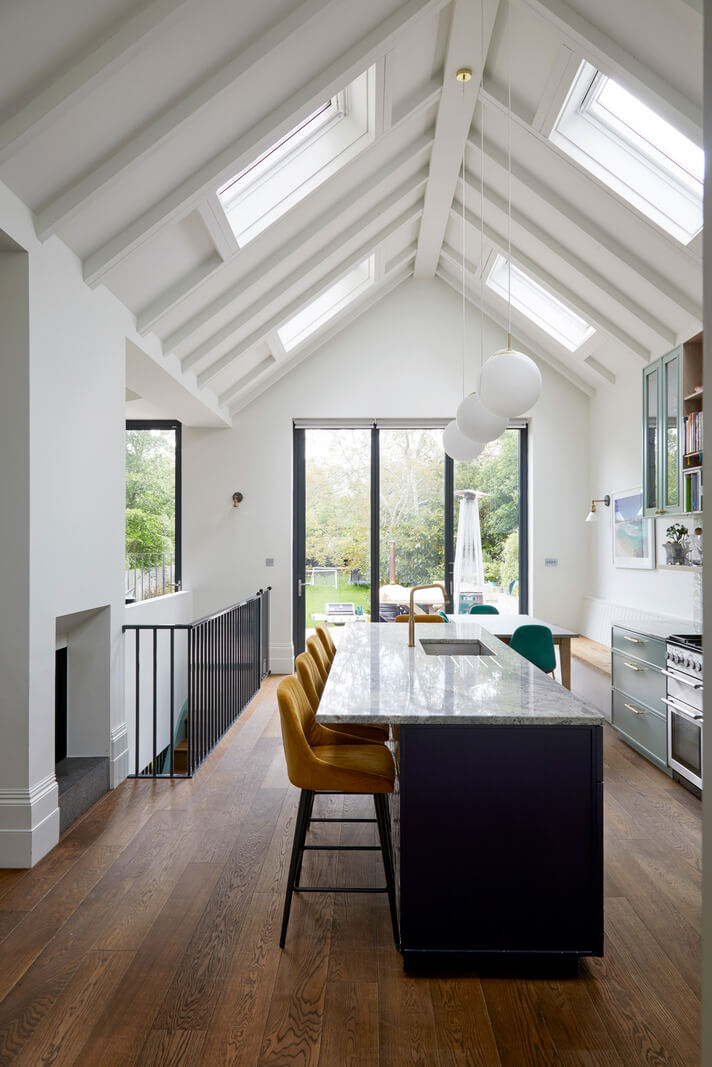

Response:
(317, 619), (604, 970)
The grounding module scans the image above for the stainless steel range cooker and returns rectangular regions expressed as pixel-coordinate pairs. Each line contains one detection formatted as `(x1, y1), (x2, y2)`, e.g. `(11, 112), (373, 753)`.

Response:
(664, 635), (703, 793)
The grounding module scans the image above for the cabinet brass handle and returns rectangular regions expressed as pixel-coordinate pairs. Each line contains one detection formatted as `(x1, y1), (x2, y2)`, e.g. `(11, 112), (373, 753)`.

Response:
(655, 510), (666, 514)
(623, 662), (644, 671)
(624, 703), (645, 715)
(623, 636), (643, 644)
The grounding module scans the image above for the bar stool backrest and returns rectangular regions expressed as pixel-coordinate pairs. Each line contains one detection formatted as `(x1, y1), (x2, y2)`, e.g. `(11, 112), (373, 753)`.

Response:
(394, 613), (445, 622)
(315, 623), (337, 661)
(306, 635), (330, 681)
(295, 651), (323, 712)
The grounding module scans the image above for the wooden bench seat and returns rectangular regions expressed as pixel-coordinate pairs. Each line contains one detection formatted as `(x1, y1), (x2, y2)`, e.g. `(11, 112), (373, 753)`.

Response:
(571, 637), (611, 676)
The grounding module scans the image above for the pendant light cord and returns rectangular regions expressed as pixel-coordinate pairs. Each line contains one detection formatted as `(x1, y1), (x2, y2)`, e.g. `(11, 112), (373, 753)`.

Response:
(507, 3), (512, 348)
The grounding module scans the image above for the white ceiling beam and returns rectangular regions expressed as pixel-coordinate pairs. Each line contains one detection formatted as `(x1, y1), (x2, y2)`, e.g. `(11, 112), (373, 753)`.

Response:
(197, 199), (423, 386)
(584, 355), (616, 385)
(0, 0), (192, 164)
(196, 196), (240, 262)
(136, 81), (438, 336)
(225, 266), (412, 414)
(513, 0), (702, 141)
(136, 256), (223, 336)
(465, 174), (677, 346)
(173, 159), (430, 358)
(437, 259), (595, 395)
(34, 0), (338, 239)
(467, 130), (702, 323)
(77, 0), (450, 284)
(447, 203), (650, 362)
(413, 0), (498, 278)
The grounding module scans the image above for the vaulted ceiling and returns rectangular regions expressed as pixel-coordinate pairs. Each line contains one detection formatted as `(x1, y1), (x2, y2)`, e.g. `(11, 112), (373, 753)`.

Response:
(0, 0), (703, 421)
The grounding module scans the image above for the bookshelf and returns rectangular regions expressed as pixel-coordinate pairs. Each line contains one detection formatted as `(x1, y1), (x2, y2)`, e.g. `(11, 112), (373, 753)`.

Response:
(681, 332), (702, 515)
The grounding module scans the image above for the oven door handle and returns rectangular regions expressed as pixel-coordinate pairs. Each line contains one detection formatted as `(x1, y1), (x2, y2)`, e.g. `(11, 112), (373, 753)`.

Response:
(662, 668), (703, 690)
(662, 696), (704, 723)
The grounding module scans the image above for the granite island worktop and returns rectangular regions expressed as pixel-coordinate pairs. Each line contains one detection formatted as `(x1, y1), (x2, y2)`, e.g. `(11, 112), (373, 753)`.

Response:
(317, 620), (604, 970)
(317, 619), (603, 727)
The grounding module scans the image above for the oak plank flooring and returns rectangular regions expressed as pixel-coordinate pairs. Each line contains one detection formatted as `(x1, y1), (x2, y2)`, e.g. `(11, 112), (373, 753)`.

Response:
(0, 680), (701, 1065)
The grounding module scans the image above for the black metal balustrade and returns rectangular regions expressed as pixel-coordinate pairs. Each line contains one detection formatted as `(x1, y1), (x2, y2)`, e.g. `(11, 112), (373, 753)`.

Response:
(123, 587), (271, 777)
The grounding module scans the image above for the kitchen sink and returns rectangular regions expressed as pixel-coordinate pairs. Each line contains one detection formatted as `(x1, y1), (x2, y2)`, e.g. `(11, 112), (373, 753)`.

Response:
(419, 639), (494, 657)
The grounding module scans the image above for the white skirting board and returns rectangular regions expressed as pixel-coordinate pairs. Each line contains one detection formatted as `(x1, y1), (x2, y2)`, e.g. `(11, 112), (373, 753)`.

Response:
(0, 774), (60, 868)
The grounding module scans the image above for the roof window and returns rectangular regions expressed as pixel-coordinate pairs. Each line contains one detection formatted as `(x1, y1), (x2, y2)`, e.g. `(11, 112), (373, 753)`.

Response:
(277, 257), (375, 352)
(550, 61), (703, 244)
(218, 68), (376, 247)
(486, 254), (595, 351)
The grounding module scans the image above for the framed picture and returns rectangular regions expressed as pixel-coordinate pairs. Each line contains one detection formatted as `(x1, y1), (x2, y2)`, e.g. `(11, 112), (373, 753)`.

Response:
(612, 488), (655, 569)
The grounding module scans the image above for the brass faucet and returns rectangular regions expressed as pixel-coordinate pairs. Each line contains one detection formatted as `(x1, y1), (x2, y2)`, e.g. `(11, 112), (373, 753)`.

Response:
(407, 582), (447, 647)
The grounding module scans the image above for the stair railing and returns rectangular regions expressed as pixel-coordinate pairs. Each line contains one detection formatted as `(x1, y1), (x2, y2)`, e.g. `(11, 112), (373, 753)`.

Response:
(123, 587), (270, 778)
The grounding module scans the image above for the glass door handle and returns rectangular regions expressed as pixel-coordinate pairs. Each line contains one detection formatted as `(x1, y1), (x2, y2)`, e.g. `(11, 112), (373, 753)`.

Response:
(297, 579), (308, 597)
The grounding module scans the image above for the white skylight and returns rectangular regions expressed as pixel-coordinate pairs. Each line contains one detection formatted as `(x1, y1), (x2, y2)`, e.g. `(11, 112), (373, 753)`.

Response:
(277, 257), (375, 352)
(217, 67), (376, 247)
(486, 254), (595, 351)
(550, 61), (703, 245)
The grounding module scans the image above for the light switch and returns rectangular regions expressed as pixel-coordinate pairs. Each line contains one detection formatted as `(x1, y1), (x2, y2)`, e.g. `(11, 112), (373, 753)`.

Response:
(265, 558), (274, 567)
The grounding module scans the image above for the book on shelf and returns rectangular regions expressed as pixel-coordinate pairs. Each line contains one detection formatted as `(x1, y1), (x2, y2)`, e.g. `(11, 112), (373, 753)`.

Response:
(684, 468), (702, 513)
(682, 410), (703, 454)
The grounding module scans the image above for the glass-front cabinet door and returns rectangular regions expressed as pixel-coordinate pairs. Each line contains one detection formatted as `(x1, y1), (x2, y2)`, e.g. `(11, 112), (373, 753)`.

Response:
(642, 363), (659, 516)
(642, 347), (682, 518)
(661, 349), (681, 513)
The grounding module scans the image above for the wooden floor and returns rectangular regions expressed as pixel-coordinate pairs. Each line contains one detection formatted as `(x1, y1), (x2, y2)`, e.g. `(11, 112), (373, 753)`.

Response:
(0, 677), (701, 1066)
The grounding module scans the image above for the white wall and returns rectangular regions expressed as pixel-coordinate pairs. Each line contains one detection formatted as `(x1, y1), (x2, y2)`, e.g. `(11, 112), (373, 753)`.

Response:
(183, 278), (591, 671)
(587, 356), (702, 635)
(0, 179), (166, 866)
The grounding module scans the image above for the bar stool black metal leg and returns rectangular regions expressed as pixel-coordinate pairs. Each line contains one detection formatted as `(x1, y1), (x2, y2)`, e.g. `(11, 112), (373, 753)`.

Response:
(280, 789), (313, 947)
(294, 790), (316, 888)
(374, 793), (399, 948)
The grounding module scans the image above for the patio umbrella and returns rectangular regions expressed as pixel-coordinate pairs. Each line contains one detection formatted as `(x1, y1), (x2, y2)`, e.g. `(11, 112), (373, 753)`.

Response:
(453, 490), (488, 613)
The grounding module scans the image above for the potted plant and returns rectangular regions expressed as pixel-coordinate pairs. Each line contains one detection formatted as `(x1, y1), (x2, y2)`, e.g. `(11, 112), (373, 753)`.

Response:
(664, 522), (688, 565)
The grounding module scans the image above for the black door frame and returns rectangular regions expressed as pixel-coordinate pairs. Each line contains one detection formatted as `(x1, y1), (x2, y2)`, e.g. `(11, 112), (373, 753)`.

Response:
(292, 424), (528, 656)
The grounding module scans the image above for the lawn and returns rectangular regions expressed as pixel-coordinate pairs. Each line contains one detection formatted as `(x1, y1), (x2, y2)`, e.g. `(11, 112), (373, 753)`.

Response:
(304, 574), (372, 623)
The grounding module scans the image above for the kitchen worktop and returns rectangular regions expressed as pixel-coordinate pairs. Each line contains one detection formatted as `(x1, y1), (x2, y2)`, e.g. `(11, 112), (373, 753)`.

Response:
(611, 618), (702, 641)
(318, 620), (603, 726)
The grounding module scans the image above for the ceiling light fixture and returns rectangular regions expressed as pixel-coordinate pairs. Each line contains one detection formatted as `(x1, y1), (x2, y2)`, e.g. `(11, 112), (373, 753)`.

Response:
(478, 8), (542, 418)
(443, 65), (488, 463)
(455, 49), (506, 448)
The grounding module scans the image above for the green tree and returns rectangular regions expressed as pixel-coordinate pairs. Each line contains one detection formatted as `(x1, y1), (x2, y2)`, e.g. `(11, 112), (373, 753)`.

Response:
(125, 430), (175, 556)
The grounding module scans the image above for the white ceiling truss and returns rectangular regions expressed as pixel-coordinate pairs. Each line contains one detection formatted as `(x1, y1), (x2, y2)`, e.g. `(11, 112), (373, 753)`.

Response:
(0, 0), (702, 421)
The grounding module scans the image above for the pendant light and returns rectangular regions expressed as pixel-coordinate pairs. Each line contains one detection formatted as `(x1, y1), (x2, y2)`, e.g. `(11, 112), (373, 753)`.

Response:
(444, 67), (488, 464)
(478, 9), (542, 418)
(454, 42), (506, 446)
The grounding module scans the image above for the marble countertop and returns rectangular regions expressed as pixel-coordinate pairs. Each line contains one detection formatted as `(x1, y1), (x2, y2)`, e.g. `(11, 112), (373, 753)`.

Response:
(317, 620), (603, 726)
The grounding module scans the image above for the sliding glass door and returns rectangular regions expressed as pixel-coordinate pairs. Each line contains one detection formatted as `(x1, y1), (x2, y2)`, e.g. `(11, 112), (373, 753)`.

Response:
(293, 423), (527, 655)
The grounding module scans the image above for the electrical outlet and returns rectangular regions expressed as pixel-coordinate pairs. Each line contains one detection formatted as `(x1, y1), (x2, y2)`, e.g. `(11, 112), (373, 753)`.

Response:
(265, 558), (274, 567)
(544, 558), (558, 567)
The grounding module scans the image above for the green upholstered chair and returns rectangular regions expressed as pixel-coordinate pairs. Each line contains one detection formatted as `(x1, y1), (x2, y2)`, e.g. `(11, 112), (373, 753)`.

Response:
(437, 610), (449, 621)
(510, 624), (557, 677)
(469, 604), (499, 614)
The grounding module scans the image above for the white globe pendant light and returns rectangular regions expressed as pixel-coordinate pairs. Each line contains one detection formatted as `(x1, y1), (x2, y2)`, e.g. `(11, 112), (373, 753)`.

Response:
(479, 348), (542, 417)
(456, 391), (507, 443)
(443, 420), (484, 462)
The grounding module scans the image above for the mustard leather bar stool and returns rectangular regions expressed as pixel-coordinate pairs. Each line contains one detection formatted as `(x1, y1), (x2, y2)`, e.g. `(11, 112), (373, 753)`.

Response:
(510, 623), (557, 678)
(315, 622), (337, 664)
(306, 634), (331, 680)
(276, 675), (399, 947)
(295, 651), (388, 743)
(394, 613), (445, 622)
(469, 604), (499, 614)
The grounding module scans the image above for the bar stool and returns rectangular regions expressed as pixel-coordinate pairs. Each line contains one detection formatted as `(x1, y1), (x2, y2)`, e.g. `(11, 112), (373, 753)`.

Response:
(394, 613), (445, 622)
(469, 604), (499, 614)
(306, 634), (331, 680)
(315, 622), (336, 664)
(276, 675), (399, 947)
(510, 623), (557, 679)
(295, 651), (389, 743)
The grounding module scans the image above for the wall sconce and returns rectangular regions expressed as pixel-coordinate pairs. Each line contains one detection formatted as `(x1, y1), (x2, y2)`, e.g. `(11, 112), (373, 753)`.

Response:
(232, 492), (243, 508)
(585, 495), (610, 523)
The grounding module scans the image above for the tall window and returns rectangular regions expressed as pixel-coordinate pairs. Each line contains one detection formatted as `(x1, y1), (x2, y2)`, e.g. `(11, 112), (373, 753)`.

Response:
(125, 421), (181, 602)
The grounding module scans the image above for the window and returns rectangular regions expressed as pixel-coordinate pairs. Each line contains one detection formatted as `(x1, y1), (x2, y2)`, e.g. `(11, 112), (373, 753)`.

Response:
(218, 67), (376, 246)
(550, 61), (703, 244)
(125, 421), (181, 601)
(277, 257), (375, 352)
(486, 254), (595, 351)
